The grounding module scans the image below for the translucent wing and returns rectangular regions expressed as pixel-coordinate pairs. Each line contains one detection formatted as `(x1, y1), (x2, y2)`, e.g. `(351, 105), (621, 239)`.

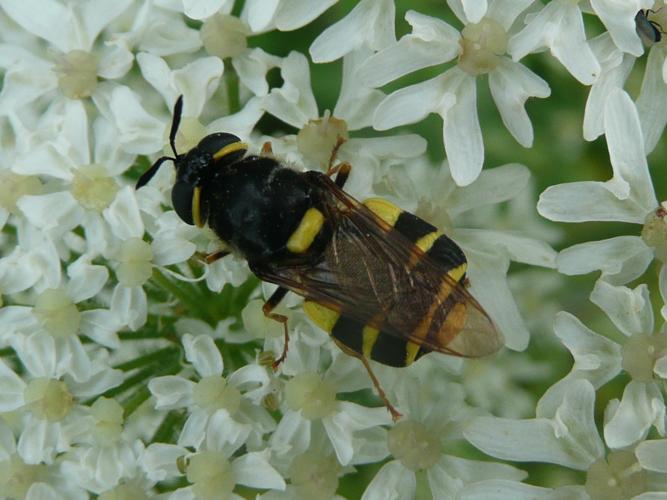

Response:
(252, 172), (502, 358)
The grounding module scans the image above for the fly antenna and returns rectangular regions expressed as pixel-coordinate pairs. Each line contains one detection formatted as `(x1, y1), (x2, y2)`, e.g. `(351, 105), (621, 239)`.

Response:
(170, 95), (184, 157)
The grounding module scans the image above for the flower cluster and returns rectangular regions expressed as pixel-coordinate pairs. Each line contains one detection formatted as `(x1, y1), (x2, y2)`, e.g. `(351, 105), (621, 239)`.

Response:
(0, 0), (665, 498)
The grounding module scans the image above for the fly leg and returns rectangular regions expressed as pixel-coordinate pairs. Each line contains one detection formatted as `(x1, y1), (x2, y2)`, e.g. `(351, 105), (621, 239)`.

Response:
(263, 286), (290, 369)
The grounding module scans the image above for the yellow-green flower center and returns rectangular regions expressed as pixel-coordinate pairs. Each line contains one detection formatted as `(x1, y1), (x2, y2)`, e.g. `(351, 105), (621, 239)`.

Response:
(201, 14), (250, 59)
(192, 376), (242, 415)
(585, 451), (646, 500)
(0, 172), (42, 213)
(24, 378), (74, 422)
(33, 288), (81, 338)
(285, 372), (337, 419)
(458, 17), (508, 75)
(116, 238), (153, 287)
(641, 204), (667, 263)
(0, 455), (49, 499)
(186, 451), (236, 499)
(289, 451), (340, 499)
(622, 332), (667, 382)
(387, 420), (441, 471)
(70, 164), (119, 211)
(53, 50), (99, 99)
(91, 397), (125, 446)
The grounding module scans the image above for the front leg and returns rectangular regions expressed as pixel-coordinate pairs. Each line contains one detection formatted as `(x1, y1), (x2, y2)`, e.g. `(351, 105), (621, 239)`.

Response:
(262, 286), (290, 369)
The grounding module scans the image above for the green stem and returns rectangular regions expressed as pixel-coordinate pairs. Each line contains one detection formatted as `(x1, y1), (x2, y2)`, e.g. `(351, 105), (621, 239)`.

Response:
(225, 66), (241, 115)
(152, 269), (209, 321)
(152, 409), (188, 444)
(113, 346), (180, 371)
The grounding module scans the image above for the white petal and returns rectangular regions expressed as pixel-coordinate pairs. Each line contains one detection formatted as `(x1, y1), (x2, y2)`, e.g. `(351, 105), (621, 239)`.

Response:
(207, 96), (265, 138)
(357, 11), (459, 88)
(152, 237), (196, 266)
(486, 0), (534, 30)
(105, 86), (166, 155)
(583, 41), (633, 141)
(183, 0), (226, 20)
(232, 48), (281, 97)
(636, 47), (667, 154)
(97, 40), (134, 80)
(243, 0), (279, 32)
(309, 0), (395, 63)
(460, 480), (586, 500)
(143, 443), (187, 481)
(361, 460), (415, 500)
(488, 58), (550, 147)
(205, 410), (251, 456)
(460, 246), (529, 351)
(604, 89), (657, 213)
(661, 264), (667, 322)
(442, 72), (483, 186)
(465, 380), (603, 470)
(590, 281), (653, 338)
(182, 334), (223, 377)
(148, 376), (195, 409)
(80, 0), (133, 49)
(557, 236), (653, 285)
(604, 381), (665, 449)
(448, 163), (530, 216)
(110, 284), (147, 331)
(103, 186), (144, 239)
(457, 228), (556, 268)
(458, 0), (487, 23)
(636, 439), (667, 473)
(0, 359), (26, 411)
(263, 51), (317, 128)
(373, 73), (454, 130)
(66, 261), (108, 303)
(178, 410), (208, 449)
(275, 0), (337, 31)
(14, 332), (57, 378)
(17, 417), (52, 464)
(17, 192), (81, 232)
(0, 0), (73, 52)
(439, 455), (527, 482)
(538, 181), (646, 223)
(232, 451), (286, 490)
(508, 1), (599, 84)
(590, 0), (644, 56)
(80, 310), (121, 348)
(269, 410), (311, 458)
(0, 45), (55, 113)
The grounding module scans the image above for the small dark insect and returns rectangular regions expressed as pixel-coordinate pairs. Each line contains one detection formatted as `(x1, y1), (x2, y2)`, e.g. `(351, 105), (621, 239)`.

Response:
(636, 9), (664, 45)
(136, 96), (503, 420)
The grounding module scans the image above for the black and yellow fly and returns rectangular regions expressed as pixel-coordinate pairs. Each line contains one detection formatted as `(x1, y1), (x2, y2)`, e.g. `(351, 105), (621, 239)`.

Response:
(136, 96), (503, 419)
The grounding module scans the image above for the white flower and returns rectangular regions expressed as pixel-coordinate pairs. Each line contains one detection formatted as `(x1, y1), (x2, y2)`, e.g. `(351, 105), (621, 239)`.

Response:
(539, 89), (665, 283)
(363, 365), (526, 499)
(148, 334), (274, 450)
(360, 2), (550, 185)
(309, 0), (396, 63)
(243, 0), (337, 32)
(143, 435), (286, 498)
(508, 0), (600, 84)
(539, 279), (667, 450)
(0, 0), (134, 110)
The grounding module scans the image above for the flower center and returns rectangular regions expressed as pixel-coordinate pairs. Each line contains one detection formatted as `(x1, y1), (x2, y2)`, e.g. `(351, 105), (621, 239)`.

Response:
(70, 164), (119, 212)
(33, 288), (81, 338)
(90, 398), (124, 446)
(0, 455), (48, 499)
(641, 203), (667, 263)
(116, 238), (153, 287)
(201, 14), (250, 59)
(24, 378), (74, 422)
(285, 372), (337, 419)
(289, 451), (340, 499)
(192, 376), (242, 415)
(0, 172), (42, 213)
(186, 451), (236, 499)
(297, 112), (349, 169)
(621, 332), (667, 382)
(585, 451), (646, 500)
(387, 420), (441, 471)
(458, 17), (508, 75)
(53, 50), (99, 99)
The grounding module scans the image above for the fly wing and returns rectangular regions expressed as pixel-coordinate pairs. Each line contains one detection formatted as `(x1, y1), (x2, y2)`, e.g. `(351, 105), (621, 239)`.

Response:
(252, 172), (502, 358)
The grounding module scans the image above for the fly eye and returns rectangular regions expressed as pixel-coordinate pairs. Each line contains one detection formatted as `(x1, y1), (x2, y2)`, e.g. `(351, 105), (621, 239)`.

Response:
(172, 180), (194, 225)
